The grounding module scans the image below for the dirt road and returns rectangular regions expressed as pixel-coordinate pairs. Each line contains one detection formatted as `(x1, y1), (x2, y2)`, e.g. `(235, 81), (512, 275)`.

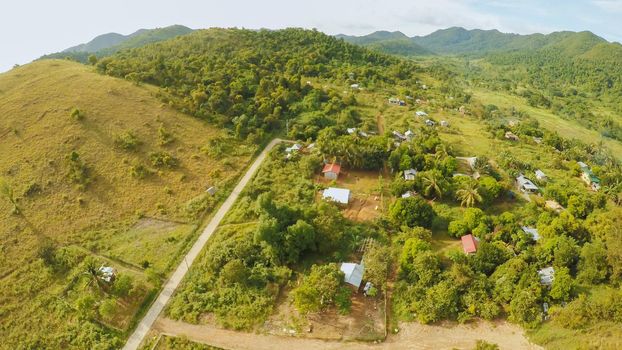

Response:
(122, 138), (286, 350)
(153, 317), (543, 350)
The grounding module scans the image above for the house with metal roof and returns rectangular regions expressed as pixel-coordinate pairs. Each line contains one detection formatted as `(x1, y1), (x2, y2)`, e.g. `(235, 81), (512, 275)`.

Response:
(322, 187), (350, 205)
(340, 262), (364, 288)
(322, 163), (341, 180)
(538, 267), (555, 286)
(516, 174), (539, 194)
(521, 226), (540, 241)
(461, 234), (478, 254)
(404, 169), (417, 181)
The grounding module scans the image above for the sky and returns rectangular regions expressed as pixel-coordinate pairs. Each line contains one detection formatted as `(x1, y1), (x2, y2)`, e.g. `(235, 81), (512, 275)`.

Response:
(1, 0), (621, 72)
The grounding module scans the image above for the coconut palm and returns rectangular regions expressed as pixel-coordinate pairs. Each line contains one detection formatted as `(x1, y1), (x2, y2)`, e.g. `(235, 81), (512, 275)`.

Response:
(422, 171), (443, 199)
(456, 180), (483, 207)
(0, 178), (19, 214)
(82, 257), (105, 291)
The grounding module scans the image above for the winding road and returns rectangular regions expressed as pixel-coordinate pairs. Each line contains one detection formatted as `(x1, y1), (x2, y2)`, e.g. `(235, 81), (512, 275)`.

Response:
(123, 138), (286, 350)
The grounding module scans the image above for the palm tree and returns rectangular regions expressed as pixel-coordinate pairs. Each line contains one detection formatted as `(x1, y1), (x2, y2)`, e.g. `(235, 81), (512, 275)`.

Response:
(82, 257), (105, 291)
(456, 180), (483, 207)
(0, 178), (19, 214)
(422, 172), (443, 199)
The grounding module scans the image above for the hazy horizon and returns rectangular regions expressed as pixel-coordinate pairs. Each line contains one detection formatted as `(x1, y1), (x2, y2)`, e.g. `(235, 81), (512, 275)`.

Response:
(1, 0), (621, 73)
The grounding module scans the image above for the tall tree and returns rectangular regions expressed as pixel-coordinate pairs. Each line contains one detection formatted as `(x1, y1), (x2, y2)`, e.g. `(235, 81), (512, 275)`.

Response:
(456, 180), (483, 207)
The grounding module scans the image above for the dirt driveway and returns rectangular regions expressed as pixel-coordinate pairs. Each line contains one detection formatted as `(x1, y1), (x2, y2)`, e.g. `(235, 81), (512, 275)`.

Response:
(152, 317), (543, 350)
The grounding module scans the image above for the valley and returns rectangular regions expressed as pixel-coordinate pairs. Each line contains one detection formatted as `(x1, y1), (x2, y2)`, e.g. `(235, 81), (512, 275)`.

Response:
(1, 25), (621, 350)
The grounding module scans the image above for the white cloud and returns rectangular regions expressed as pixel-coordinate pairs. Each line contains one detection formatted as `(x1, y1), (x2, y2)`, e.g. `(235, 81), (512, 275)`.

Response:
(592, 0), (622, 12)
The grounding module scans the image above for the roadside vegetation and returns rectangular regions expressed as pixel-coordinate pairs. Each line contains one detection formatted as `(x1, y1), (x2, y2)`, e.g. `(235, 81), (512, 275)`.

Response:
(2, 26), (622, 349)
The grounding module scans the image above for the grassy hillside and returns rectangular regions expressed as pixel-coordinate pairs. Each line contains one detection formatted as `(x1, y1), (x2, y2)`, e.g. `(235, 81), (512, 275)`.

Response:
(0, 60), (254, 348)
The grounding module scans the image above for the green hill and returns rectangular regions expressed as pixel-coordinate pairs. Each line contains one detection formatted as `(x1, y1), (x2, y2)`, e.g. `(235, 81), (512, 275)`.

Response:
(337, 30), (432, 56)
(0, 59), (253, 348)
(40, 25), (194, 63)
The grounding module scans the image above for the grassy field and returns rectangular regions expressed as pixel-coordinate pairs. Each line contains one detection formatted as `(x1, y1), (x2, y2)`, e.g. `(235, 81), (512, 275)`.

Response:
(0, 60), (256, 348)
(471, 88), (622, 159)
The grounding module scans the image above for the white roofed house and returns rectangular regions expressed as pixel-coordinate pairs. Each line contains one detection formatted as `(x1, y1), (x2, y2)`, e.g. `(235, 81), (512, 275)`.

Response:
(535, 169), (547, 181)
(322, 187), (350, 205)
(516, 174), (539, 194)
(521, 226), (540, 241)
(425, 119), (436, 127)
(440, 120), (449, 127)
(347, 127), (357, 135)
(392, 130), (406, 141)
(340, 262), (365, 288)
(350, 83), (360, 89)
(404, 129), (414, 141)
(285, 143), (302, 154)
(538, 267), (555, 286)
(98, 266), (116, 283)
(404, 169), (417, 181)
(416, 111), (428, 117)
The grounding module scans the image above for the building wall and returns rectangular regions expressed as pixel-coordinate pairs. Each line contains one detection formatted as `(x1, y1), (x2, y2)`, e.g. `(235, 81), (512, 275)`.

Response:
(324, 171), (338, 180)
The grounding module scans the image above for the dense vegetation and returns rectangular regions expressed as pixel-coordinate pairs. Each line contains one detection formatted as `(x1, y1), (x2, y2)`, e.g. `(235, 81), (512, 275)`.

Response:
(3, 24), (622, 349)
(95, 28), (419, 139)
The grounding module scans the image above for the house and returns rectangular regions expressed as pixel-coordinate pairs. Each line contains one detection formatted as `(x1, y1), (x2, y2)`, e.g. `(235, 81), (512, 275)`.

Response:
(285, 143), (302, 153)
(545, 200), (564, 213)
(350, 83), (360, 89)
(401, 191), (416, 198)
(322, 163), (341, 180)
(340, 262), (365, 288)
(578, 162), (601, 191)
(389, 97), (406, 106)
(461, 234), (478, 254)
(505, 131), (519, 141)
(425, 119), (436, 127)
(306, 143), (315, 150)
(404, 129), (414, 140)
(521, 226), (540, 241)
(421, 84), (428, 89)
(347, 127), (357, 135)
(392, 130), (407, 140)
(535, 169), (547, 181)
(205, 186), (217, 196)
(359, 131), (369, 138)
(404, 169), (417, 181)
(516, 174), (539, 194)
(98, 266), (116, 283)
(533, 137), (543, 144)
(440, 120), (449, 127)
(415, 111), (428, 117)
(322, 187), (350, 205)
(538, 267), (555, 286)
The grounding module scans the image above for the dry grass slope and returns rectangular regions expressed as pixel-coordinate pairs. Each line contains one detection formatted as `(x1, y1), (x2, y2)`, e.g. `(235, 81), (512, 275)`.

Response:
(0, 60), (255, 348)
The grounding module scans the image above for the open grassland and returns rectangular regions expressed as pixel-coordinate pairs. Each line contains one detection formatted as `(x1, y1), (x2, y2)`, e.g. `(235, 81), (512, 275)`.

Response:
(0, 60), (256, 348)
(471, 88), (622, 160)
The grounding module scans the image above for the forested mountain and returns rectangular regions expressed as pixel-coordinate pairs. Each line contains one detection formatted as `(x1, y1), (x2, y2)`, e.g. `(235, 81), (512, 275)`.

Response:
(96, 28), (420, 138)
(39, 25), (193, 63)
(338, 27), (613, 57)
(337, 30), (433, 56)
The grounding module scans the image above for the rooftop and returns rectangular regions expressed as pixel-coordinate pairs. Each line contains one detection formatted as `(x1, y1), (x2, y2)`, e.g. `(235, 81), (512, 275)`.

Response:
(340, 262), (365, 288)
(322, 163), (341, 175)
(322, 187), (350, 204)
(461, 234), (478, 254)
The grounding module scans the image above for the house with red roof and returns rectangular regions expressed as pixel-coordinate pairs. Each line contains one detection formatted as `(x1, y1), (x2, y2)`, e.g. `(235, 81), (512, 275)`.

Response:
(322, 163), (341, 180)
(461, 234), (478, 254)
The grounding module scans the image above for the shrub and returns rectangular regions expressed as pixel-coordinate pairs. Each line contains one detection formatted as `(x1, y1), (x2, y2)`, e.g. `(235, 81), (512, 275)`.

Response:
(150, 151), (178, 168)
(70, 108), (84, 121)
(388, 196), (435, 229)
(114, 131), (141, 151)
(292, 263), (344, 314)
(129, 163), (153, 179)
(66, 151), (90, 187)
(158, 124), (175, 146)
